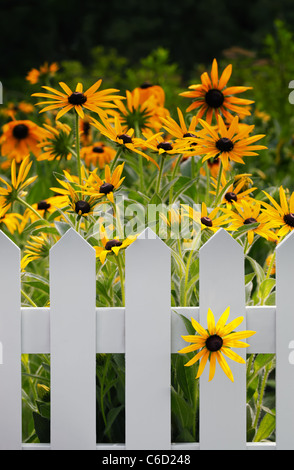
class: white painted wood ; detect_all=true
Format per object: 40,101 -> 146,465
125,227 -> 171,450
20,306 -> 276,355
0,231 -> 21,450
50,228 -> 96,450
276,230 -> 294,450
199,229 -> 246,450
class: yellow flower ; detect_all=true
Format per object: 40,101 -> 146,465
32,79 -> 125,120
21,233 -> 53,271
81,142 -> 116,169
0,119 -> 47,162
178,306 -> 256,382
94,224 -> 136,263
194,115 -> 267,171
84,163 -> 125,204
179,58 -> 254,124
225,199 -> 278,245
210,172 -> 257,207
183,202 -> 229,233
91,115 -> 159,168
0,202 -> 22,234
37,121 -> 73,161
261,186 -> 294,238
26,62 -> 59,84
0,156 -> 37,209
132,82 -> 165,107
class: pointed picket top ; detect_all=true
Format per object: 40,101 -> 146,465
50,226 -> 95,255
0,230 -> 21,450
200,227 -> 243,256
125,225 -> 171,450
276,229 -> 294,449
50,227 -> 96,450
199,227 -> 246,450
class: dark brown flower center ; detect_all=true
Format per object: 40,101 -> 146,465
99,182 -> 114,194
206,334 -> 223,352
216,137 -> 234,152
244,217 -> 257,225
157,142 -> 173,151
140,82 -> 153,89
205,88 -> 224,108
118,134 -> 133,144
284,213 -> 294,227
75,200 -> 91,214
12,124 -> 29,140
37,201 -> 51,211
105,239 -> 123,250
201,216 -> 213,227
183,132 -> 197,138
225,191 -> 238,203
68,92 -> 87,105
92,145 -> 104,153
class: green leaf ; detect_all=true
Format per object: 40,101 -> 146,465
104,406 -> 124,435
54,220 -> 71,236
36,400 -> 50,420
246,255 -> 265,286
258,278 -> 275,301
254,410 -> 275,442
32,412 -> 50,444
171,387 -> 195,430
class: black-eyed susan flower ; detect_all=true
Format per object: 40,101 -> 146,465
50,169 -> 103,218
261,186 -> 294,238
194,115 -> 267,171
143,132 -> 192,157
81,142 -> 116,169
132,82 -> 165,107
32,80 -> 124,120
225,199 -> 278,245
210,172 -> 257,207
84,163 -> 125,204
0,119 -> 47,162
179,58 -> 254,124
183,202 -> 229,233
91,115 -> 159,168
160,107 -> 198,141
178,306 -> 256,382
0,156 -> 37,209
37,121 -> 73,161
112,88 -> 167,133
94,224 -> 136,264
21,233 -> 54,271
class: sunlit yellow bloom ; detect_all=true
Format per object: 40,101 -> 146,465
179,58 -> 254,124
94,224 -> 136,264
84,163 -> 125,203
210,172 -> 257,207
32,79 -> 125,120
0,203 -> 22,234
81,142 -> 116,169
91,115 -> 159,168
0,119 -> 46,162
194,115 -> 267,171
178,306 -> 256,382
183,202 -> 229,233
225,199 -> 278,245
21,233 -> 54,271
0,156 -> 37,209
261,186 -> 294,239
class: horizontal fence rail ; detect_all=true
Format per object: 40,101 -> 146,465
0,227 -> 293,450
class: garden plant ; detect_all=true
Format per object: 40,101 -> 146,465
2,20 -> 294,445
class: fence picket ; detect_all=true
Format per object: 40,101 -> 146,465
125,227 -> 171,450
0,231 -> 21,450
199,229 -> 246,450
276,230 -> 294,450
50,228 -> 96,450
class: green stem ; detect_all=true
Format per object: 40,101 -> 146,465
110,148 -> 122,172
253,360 -> 273,439
21,289 -> 37,307
214,161 -> 223,206
16,197 -> 47,222
183,249 -> 195,306
75,113 -> 82,185
156,154 -> 165,194
100,354 -> 111,430
169,154 -> 182,204
116,253 -> 125,306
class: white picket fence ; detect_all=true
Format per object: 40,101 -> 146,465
0,226 -> 293,450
